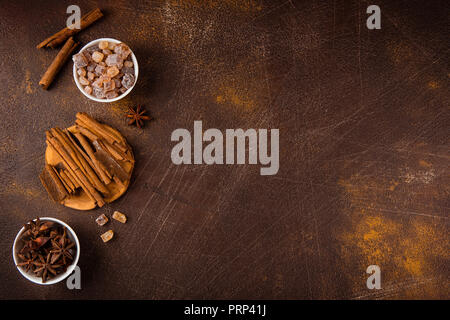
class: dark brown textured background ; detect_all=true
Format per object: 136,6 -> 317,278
0,0 -> 448,299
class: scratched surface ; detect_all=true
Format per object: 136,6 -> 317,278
0,0 -> 448,299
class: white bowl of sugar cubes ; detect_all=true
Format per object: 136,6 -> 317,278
72,38 -> 139,102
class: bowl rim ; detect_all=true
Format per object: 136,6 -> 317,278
73,37 -> 139,103
12,217 -> 80,285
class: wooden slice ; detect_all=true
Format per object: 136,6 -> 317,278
45,124 -> 134,210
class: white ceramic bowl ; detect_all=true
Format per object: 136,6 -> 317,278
73,38 -> 139,103
12,217 -> 80,285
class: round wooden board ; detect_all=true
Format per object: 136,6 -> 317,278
45,124 -> 134,210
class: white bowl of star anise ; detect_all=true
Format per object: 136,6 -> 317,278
12,217 -> 80,285
72,38 -> 139,102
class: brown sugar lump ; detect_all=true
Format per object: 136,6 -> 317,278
96,214 -> 109,226
106,66 -> 120,78
112,211 -> 127,223
98,40 -> 109,50
91,51 -> 104,63
72,52 -> 88,68
100,230 -> 114,242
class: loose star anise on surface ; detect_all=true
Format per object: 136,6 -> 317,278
126,105 -> 150,128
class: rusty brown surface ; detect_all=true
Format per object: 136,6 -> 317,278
0,0 -> 448,299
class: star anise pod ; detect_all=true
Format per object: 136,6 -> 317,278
50,228 -> 75,265
38,221 -> 57,234
126,105 -> 150,128
33,253 -> 62,283
20,236 -> 50,254
22,217 -> 41,238
16,252 -> 38,272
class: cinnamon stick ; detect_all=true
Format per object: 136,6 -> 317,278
51,128 -> 84,173
75,119 -> 129,162
37,8 -> 103,49
76,113 -> 127,152
40,174 -> 63,202
72,126 -> 113,180
59,169 -> 75,193
46,141 -> 86,197
49,136 -> 102,205
75,124 -> 129,163
39,164 -> 68,202
53,128 -> 109,195
65,129 -> 97,172
112,175 -> 125,189
103,141 -> 124,161
52,166 -> 73,194
46,131 -> 105,207
46,133 -> 95,203
75,125 -> 98,141
93,140 -> 128,182
76,119 -> 132,162
64,129 -> 111,191
64,169 -> 80,188
39,37 -> 78,90
39,174 -> 57,202
95,140 -> 127,173
104,139 -> 134,162
73,131 -> 112,184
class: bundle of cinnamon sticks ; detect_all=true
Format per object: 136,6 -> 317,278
38,8 -> 103,90
40,113 -> 134,208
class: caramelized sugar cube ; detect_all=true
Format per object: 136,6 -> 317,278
86,45 -> 99,53
98,40 -> 109,50
72,52 -> 88,68
99,75 -> 111,82
106,90 -> 118,99
121,66 -> 134,75
106,66 -> 120,78
112,211 -> 127,223
84,86 -> 93,95
119,87 -> 127,94
92,51 -> 104,63
93,87 -> 106,99
87,63 -> 96,72
92,78 -> 103,88
105,54 -> 123,67
107,42 -> 117,50
79,76 -> 90,86
100,230 -> 114,242
121,73 -> 135,89
114,78 -> 122,88
96,214 -> 109,226
103,80 -> 115,92
87,71 -> 95,81
83,51 -> 92,62
94,64 -> 106,76
77,67 -> 86,77
114,43 -> 131,59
